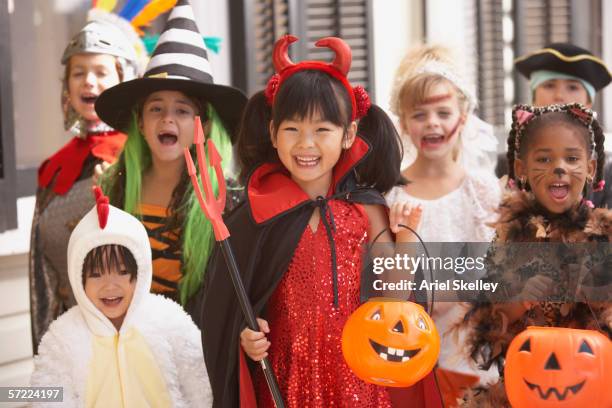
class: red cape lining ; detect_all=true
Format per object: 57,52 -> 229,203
247,135 -> 369,224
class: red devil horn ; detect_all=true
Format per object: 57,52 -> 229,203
315,37 -> 351,76
92,186 -> 109,229
273,35 -> 298,72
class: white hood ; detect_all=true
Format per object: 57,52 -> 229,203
67,203 -> 152,337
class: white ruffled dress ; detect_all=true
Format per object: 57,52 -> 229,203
385,170 -> 502,385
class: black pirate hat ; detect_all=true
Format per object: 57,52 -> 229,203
96,0 -> 246,140
514,42 -> 611,91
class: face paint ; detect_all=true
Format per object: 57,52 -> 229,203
403,83 -> 465,161
421,93 -> 453,106
519,125 -> 592,214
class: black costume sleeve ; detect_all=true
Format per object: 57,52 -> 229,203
200,202 -> 311,408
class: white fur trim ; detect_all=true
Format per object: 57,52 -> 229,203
30,296 -> 212,407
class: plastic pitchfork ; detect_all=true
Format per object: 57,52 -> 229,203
184,116 -> 285,408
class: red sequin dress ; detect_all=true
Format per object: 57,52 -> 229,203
254,200 -> 392,407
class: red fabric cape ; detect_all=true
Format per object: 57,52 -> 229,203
38,131 -> 126,195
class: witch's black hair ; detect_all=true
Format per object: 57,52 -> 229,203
507,104 -> 605,192
82,244 -> 138,285
236,70 -> 404,193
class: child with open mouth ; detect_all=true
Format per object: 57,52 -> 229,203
29,14 -> 147,354
462,103 -> 612,406
386,45 -> 502,405
200,34 -> 425,407
496,42 -> 612,210
95,0 -> 246,309
30,187 -> 211,406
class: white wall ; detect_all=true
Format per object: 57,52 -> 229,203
0,198 -> 35,408
371,0 -> 423,114
191,0 -> 231,86
425,0 -> 477,90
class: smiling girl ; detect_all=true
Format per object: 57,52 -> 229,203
463,103 -> 612,406
387,45 -> 500,243
385,46 -> 502,403
199,35 -> 426,407
96,0 -> 246,307
29,19 -> 141,354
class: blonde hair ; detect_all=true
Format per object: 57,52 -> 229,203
390,45 -> 472,122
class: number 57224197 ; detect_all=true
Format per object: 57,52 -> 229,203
1,387 -> 63,402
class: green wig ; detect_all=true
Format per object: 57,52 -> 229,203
103,105 -> 233,305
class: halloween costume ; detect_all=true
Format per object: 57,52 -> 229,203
95,0 -> 247,139
201,34 -> 443,408
514,43 -> 611,95
201,139 -> 391,407
385,170 -> 500,243
464,103 -> 611,406
29,128 -> 126,353
30,189 -> 211,407
386,51 -> 502,404
138,203 -> 182,294
385,173 -> 501,397
462,191 -> 612,407
95,0 -> 247,304
496,42 -> 612,209
28,0 -> 161,352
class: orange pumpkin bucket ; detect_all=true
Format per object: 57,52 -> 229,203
505,326 -> 612,408
341,299 -> 440,387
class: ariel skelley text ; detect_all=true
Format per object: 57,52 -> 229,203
372,279 -> 498,293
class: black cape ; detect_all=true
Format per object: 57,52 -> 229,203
199,146 -> 388,407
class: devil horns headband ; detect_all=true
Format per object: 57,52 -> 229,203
264,35 -> 371,121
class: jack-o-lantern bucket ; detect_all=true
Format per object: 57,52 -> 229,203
505,326 -> 612,408
341,299 -> 440,387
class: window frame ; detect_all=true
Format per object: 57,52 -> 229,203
229,0 -> 376,100
0,0 -> 17,233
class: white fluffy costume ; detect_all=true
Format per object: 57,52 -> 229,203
30,188 -> 212,407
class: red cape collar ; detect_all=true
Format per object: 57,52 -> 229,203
247,135 -> 370,224
38,131 -> 126,195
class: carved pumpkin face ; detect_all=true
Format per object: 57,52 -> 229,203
341,299 -> 440,387
505,327 -> 612,408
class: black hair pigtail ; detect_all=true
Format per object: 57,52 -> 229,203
591,119 -> 606,188
506,126 -> 518,182
355,104 -> 405,193
236,91 -> 276,184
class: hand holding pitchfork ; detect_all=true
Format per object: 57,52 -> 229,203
184,117 -> 285,408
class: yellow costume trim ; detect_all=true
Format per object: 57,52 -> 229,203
86,328 -> 171,408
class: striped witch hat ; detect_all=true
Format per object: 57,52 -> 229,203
95,0 -> 246,140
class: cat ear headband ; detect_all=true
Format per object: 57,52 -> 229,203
513,103 -> 596,153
